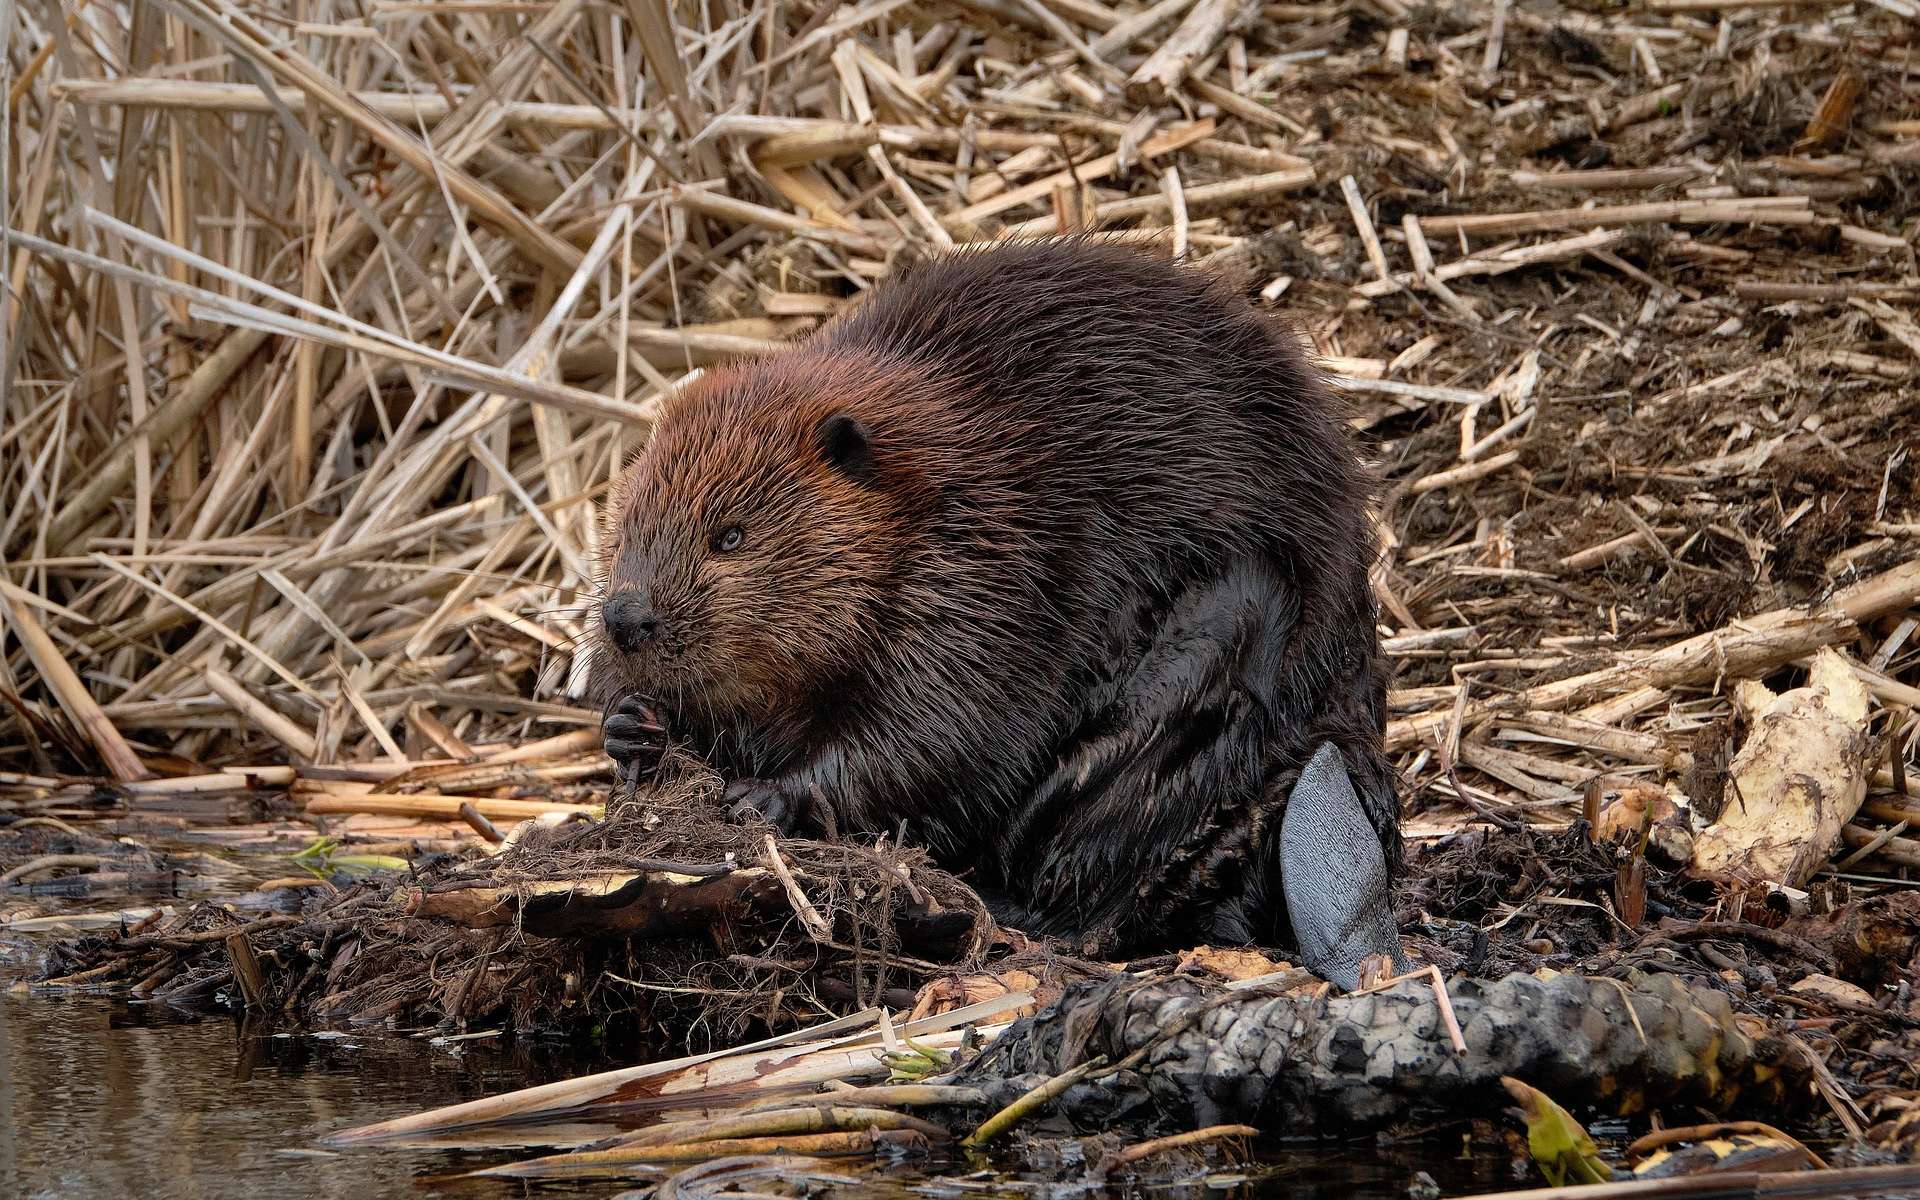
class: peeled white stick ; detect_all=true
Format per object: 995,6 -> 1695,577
1689,646 -> 1873,887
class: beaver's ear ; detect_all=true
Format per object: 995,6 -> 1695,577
815,413 -> 873,483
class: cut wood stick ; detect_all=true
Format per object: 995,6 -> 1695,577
1418,197 -> 1812,239
1094,0 -> 1198,54
1509,166 -> 1703,191
1457,742 -> 1581,800
1340,175 -> 1393,285
1163,167 -> 1189,257
626,323 -> 787,366
204,668 -> 320,761
1125,0 -> 1237,104
1401,214 -> 1477,321
1187,78 -> 1306,135
1408,451 -> 1523,495
323,998 -> 1021,1144
1482,0 -> 1510,78
303,794 -> 597,821
756,161 -> 863,232
751,124 -> 881,167
1000,163 -> 1311,237
674,185 -> 888,254
1332,376 -> 1492,407
1388,617 -> 1852,750
719,113 -> 1302,175
117,768 -> 298,793
1558,526 -> 1684,571
458,802 -> 505,844
1354,228 -> 1633,299
1840,824 -> 1920,870
765,835 -> 832,940
1579,686 -> 1671,727
1609,83 -> 1685,130
945,119 -> 1215,230
1496,711 -> 1690,770
1736,281 -> 1920,302
478,728 -> 603,764
0,585 -> 150,782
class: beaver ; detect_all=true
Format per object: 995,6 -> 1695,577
594,240 -> 1404,987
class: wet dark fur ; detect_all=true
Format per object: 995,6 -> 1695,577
595,240 -> 1396,955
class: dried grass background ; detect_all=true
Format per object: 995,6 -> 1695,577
1,0 -> 1917,866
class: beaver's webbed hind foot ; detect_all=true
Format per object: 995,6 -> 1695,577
990,556 -> 1402,982
1282,741 -> 1408,989
725,777 -> 809,834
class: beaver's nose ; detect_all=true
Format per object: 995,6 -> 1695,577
604,593 -> 660,651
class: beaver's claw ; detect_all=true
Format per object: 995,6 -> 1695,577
603,695 -> 669,783
725,777 -> 806,834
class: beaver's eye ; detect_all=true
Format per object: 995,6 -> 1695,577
711,525 -> 744,554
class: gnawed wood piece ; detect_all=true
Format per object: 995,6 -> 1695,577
1124,0 -> 1240,105
1690,647 -> 1874,887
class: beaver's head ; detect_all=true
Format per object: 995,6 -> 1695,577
595,351 -> 924,724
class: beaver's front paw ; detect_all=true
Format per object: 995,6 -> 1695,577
603,695 -> 669,783
725,777 -> 806,834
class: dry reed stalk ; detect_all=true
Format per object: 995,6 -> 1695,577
0,583 -> 148,781
1419,197 -> 1814,239
204,668 -> 320,760
325,996 -> 1024,1143
304,794 -> 596,820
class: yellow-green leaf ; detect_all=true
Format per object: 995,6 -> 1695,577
1501,1076 -> 1614,1187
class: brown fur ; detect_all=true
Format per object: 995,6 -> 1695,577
594,240 -> 1395,955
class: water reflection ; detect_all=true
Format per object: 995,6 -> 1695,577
0,995 -> 591,1198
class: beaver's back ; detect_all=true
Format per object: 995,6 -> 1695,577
815,241 -> 1373,629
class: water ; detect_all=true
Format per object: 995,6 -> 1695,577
0,990 -> 1531,1200
0,994 -> 602,1198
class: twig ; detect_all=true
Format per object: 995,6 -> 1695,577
1096,1124 -> 1258,1173
764,835 -> 832,941
0,854 -> 106,886
962,1057 -> 1106,1146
